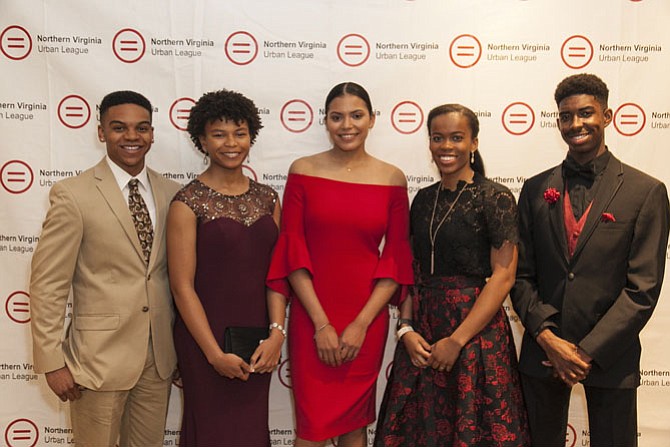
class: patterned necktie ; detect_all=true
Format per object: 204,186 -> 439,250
127,178 -> 153,264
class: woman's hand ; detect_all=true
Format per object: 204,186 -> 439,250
250,332 -> 284,374
314,324 -> 342,367
428,337 -> 462,372
401,331 -> 432,368
209,351 -> 252,380
339,320 -> 368,362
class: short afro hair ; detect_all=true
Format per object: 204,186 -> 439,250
554,73 -> 609,109
187,89 -> 263,154
99,90 -> 152,121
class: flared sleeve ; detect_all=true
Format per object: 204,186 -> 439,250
373,186 -> 414,306
266,174 -> 313,298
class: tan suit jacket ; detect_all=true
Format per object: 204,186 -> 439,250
30,158 -> 180,391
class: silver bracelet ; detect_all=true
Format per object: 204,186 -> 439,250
269,322 -> 286,338
396,325 -> 415,340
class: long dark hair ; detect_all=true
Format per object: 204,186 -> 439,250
427,104 -> 485,176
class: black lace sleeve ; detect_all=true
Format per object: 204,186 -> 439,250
483,186 -> 519,249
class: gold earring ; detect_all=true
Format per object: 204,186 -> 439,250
470,152 -> 475,164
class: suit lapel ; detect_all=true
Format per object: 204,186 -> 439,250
546,166 -> 570,264
571,155 -> 624,262
94,159 -> 146,263
147,169 -> 166,270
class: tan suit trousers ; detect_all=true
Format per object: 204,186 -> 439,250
70,340 -> 171,447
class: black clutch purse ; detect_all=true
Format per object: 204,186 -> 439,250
223,326 -> 269,364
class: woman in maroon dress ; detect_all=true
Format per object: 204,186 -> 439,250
374,104 -> 530,446
267,82 -> 414,447
168,89 -> 286,446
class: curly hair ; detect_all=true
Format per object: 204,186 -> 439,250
554,73 -> 609,109
99,90 -> 152,121
187,89 -> 263,154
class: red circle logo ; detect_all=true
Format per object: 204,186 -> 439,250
280,99 -> 314,133
57,95 -> 91,129
613,103 -> 646,137
449,34 -> 482,68
1,160 -> 34,194
565,423 -> 577,447
560,35 -> 593,69
4,418 -> 39,447
242,165 -> 258,181
501,102 -> 535,135
391,101 -> 424,135
112,28 -> 146,63
169,97 -> 196,131
5,291 -> 31,324
278,358 -> 292,388
224,31 -> 259,65
1,25 -> 33,61
336,33 -> 370,67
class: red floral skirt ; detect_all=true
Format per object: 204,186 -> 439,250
374,276 -> 530,447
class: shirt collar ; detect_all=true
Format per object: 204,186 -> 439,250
565,147 -> 611,177
105,155 -> 150,191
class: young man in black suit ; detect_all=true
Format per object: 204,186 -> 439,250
511,73 -> 670,447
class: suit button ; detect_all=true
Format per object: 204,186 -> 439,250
142,306 -> 149,312
568,272 -> 575,280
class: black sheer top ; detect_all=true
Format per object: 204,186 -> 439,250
410,173 -> 518,278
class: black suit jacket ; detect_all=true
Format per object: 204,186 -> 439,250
511,153 -> 670,388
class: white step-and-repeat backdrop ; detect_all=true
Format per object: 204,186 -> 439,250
2,1 -> 669,445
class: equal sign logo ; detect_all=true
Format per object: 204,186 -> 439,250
6,291 -> 30,324
0,25 -> 33,60
391,101 -> 424,135
4,418 -> 39,447
280,99 -> 313,133
278,358 -> 292,388
57,95 -> 91,129
1,160 -> 34,194
225,31 -> 258,65
449,34 -> 482,68
112,28 -> 146,63
169,97 -> 196,131
502,102 -> 535,136
336,33 -> 370,67
614,103 -> 646,136
560,35 -> 593,69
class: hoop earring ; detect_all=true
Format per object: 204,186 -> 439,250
470,151 -> 475,164
203,152 -> 210,165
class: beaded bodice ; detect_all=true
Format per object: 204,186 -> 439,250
172,178 -> 278,226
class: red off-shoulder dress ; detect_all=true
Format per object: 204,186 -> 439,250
267,174 -> 413,441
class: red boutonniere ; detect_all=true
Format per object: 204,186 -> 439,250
543,187 -> 560,205
601,212 -> 616,223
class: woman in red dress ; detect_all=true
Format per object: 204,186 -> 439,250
267,82 -> 414,447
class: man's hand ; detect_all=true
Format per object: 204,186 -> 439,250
536,329 -> 591,386
45,366 -> 81,402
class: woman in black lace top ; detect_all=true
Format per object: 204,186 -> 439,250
167,89 -> 286,446
375,104 -> 530,446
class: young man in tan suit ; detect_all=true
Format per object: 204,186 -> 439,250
30,91 -> 180,446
